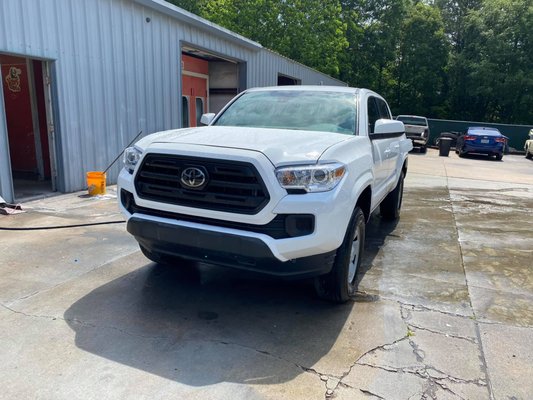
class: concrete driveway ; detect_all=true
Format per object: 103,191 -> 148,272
1,149 -> 532,400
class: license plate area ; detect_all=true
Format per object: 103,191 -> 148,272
480,139 -> 489,144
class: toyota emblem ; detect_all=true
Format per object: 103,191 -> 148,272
181,167 -> 207,189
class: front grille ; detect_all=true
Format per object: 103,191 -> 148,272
135,154 -> 270,214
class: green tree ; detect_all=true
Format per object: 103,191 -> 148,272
339,0 -> 411,93
166,0 -> 533,125
392,2 -> 449,117
199,0 -> 348,77
462,0 -> 533,123
435,0 -> 482,119
166,0 -> 206,14
435,0 -> 483,52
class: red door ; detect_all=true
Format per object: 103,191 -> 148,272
0,55 -> 50,178
1,55 -> 36,173
181,54 -> 208,127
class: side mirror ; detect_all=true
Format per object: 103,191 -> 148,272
373,119 -> 405,135
200,113 -> 216,126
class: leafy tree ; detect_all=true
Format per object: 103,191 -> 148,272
434,0 -> 483,119
166,0 -> 206,15
462,0 -> 533,123
392,2 -> 449,117
339,0 -> 411,93
199,0 -> 348,77
165,0 -> 533,124
435,0 -> 483,52
199,0 -> 283,50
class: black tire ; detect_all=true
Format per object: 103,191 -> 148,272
139,244 -> 193,267
420,146 -> 427,154
314,207 -> 366,303
526,148 -> 532,159
458,150 -> 466,158
495,153 -> 503,161
380,172 -> 404,221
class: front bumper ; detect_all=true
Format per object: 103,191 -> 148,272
117,145 -> 358,277
127,216 -> 336,278
406,133 -> 428,146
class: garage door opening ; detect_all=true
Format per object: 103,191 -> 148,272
1,55 -> 56,201
181,47 -> 246,128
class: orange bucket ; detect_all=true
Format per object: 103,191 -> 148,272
86,171 -> 106,196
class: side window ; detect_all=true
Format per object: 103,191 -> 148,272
195,97 -> 204,126
367,97 -> 380,134
182,96 -> 189,128
376,98 -> 391,120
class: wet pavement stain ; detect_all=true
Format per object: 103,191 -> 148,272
198,311 -> 219,321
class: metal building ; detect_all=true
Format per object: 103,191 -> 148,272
0,0 -> 345,203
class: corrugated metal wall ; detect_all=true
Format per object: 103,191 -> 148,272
251,49 -> 340,87
0,0 -> 344,198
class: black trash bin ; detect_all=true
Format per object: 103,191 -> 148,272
439,137 -> 453,157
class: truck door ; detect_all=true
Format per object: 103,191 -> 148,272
375,96 -> 400,178
367,96 -> 390,200
367,95 -> 399,203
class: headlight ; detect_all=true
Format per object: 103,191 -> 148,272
123,147 -> 142,174
275,163 -> 346,193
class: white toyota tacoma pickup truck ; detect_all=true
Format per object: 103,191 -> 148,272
118,86 -> 412,302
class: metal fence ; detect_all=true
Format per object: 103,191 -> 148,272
427,119 -> 533,151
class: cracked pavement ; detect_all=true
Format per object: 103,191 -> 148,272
0,149 -> 532,399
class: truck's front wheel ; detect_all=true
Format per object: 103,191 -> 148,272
314,206 -> 366,303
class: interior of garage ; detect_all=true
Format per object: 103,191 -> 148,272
0,54 -> 55,201
181,47 -> 245,127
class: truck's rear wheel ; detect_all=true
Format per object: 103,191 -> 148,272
314,207 -> 365,303
380,172 -> 404,221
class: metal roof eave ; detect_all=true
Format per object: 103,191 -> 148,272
133,0 -> 263,51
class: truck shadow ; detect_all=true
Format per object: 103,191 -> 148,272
356,213 -> 399,291
63,214 -> 395,387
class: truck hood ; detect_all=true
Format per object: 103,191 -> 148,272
136,126 -> 352,165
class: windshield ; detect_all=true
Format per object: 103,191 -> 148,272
213,90 -> 357,135
396,116 -> 427,126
